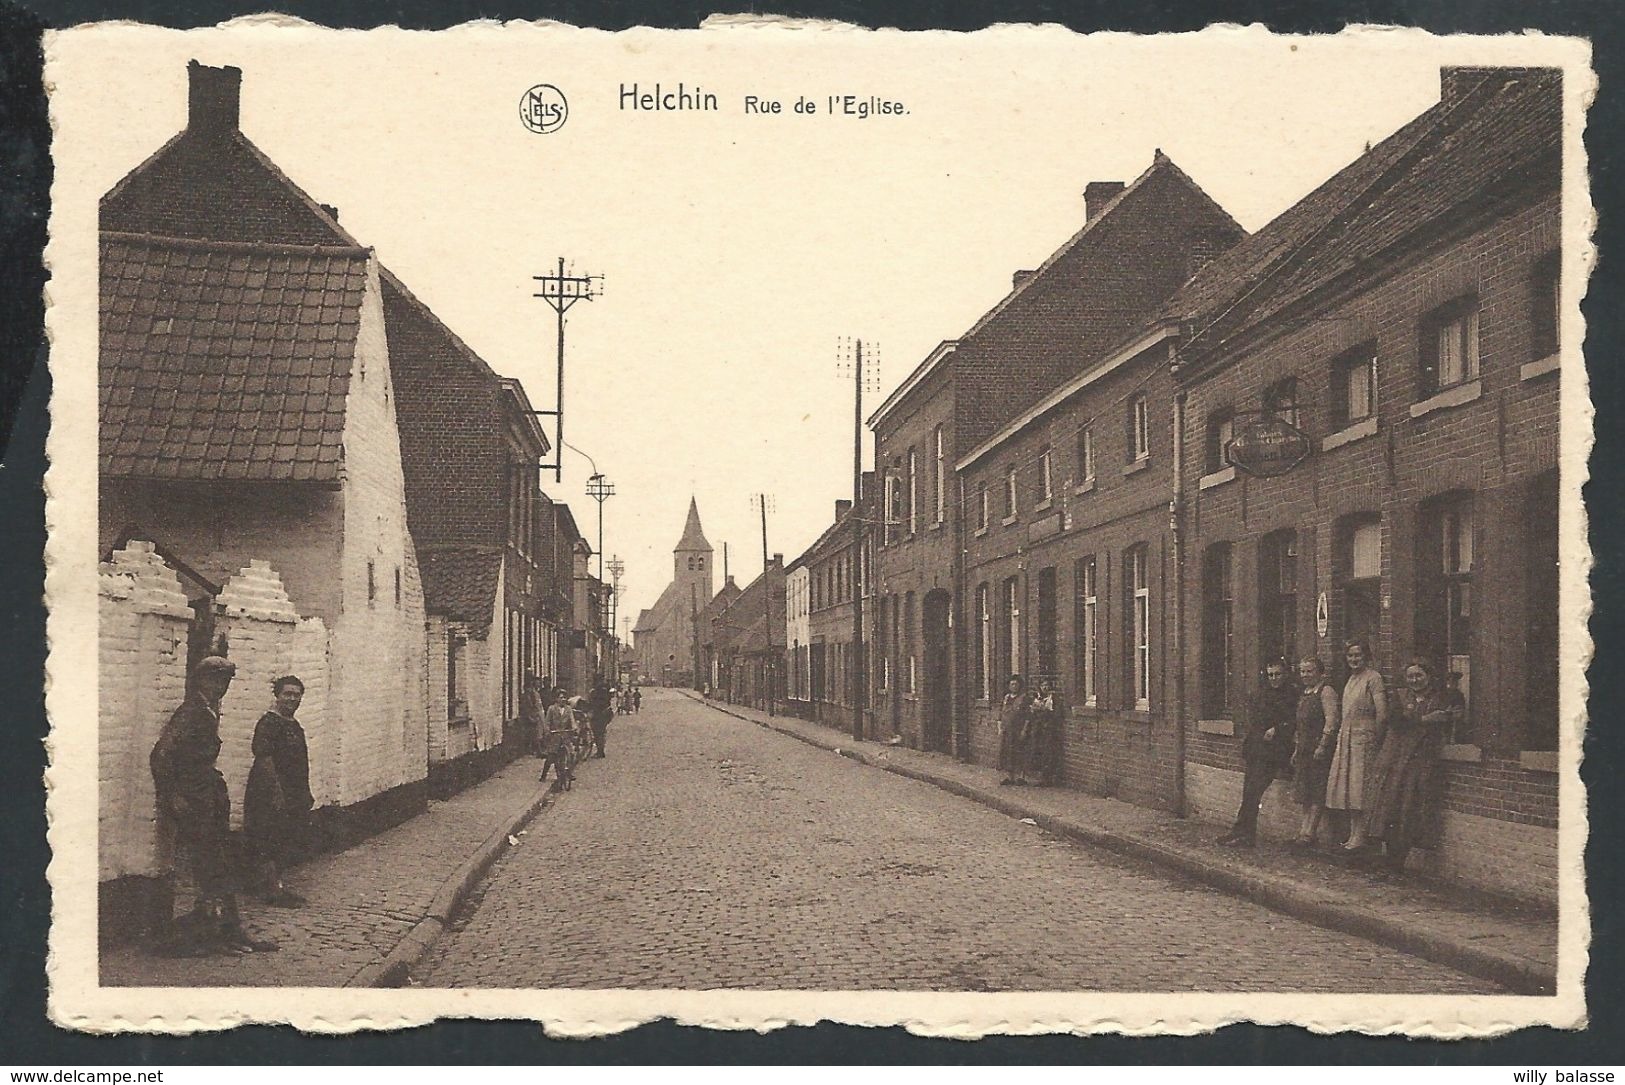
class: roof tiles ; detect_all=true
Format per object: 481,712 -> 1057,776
100,233 -> 369,482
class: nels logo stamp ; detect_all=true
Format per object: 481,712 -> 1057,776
520,84 -> 568,134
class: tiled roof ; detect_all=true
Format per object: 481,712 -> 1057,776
418,547 -> 503,631
100,232 -> 369,482
1168,69 -> 1560,360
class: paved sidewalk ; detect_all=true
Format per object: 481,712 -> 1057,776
101,755 -> 551,988
688,692 -> 1559,995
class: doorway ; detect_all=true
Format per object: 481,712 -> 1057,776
923,589 -> 952,752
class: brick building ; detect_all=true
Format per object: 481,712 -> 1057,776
708,558 -> 786,711
1170,67 -> 1561,902
698,574 -> 744,693
783,481 -> 876,733
872,154 -> 1245,760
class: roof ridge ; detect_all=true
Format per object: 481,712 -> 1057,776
101,230 -> 372,259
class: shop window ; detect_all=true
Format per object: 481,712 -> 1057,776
975,582 -> 991,700
1001,575 -> 1021,681
1126,544 -> 1151,709
1077,425 -> 1096,486
1200,542 -> 1234,717
1038,447 -> 1054,505
1525,471 -> 1559,751
1036,567 -> 1058,681
1532,254 -> 1560,359
1128,395 -> 1150,462
1420,296 -> 1481,394
1417,493 -> 1476,743
1204,408 -> 1235,474
1074,556 -> 1099,706
1331,345 -> 1377,428
1264,377 -> 1300,430
1259,529 -> 1298,668
1338,515 -> 1383,661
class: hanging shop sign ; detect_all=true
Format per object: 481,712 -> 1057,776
1225,412 -> 1312,478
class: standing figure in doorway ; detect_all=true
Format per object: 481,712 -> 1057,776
1027,678 -> 1065,787
149,655 -> 277,956
1218,660 -> 1299,847
1326,639 -> 1389,852
997,675 -> 1033,786
243,675 -> 314,907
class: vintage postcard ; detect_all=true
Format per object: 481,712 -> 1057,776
43,19 -> 1593,1036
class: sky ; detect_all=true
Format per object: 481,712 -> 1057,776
53,21 -> 1521,626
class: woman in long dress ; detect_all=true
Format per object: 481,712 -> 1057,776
1027,678 -> 1065,786
1325,640 -> 1388,851
242,675 -> 313,907
1363,659 -> 1455,872
1291,657 -> 1341,847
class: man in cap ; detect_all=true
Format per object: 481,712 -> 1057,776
149,655 -> 277,956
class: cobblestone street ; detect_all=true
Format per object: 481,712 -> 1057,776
420,690 -> 1501,992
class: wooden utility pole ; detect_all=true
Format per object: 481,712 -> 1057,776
758,493 -> 776,717
850,339 -> 866,741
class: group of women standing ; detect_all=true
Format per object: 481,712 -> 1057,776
1291,640 -> 1462,873
997,676 -> 1064,787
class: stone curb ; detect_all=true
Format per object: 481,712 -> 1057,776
347,782 -> 556,988
687,692 -> 1554,996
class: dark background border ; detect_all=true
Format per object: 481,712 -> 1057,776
2,0 -> 1619,1064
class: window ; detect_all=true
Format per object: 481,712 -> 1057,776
1078,426 -> 1096,486
908,448 -> 918,535
1036,567 -> 1058,680
1525,471 -> 1558,751
976,484 -> 990,532
884,473 -> 901,545
934,425 -> 946,524
1003,465 -> 1018,520
1074,556 -> 1099,706
903,591 -> 916,694
1331,344 -> 1377,428
975,583 -> 992,700
1417,494 -> 1475,743
1532,254 -> 1560,359
1421,297 -> 1481,393
1200,543 -> 1234,717
1001,576 -> 1022,680
1128,395 -> 1150,461
1259,529 -> 1298,668
448,633 -> 465,719
1038,447 -> 1054,505
1126,546 -> 1150,708
1264,377 -> 1299,430
1339,516 -> 1382,655
1204,409 -> 1235,474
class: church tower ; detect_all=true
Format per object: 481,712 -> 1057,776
674,496 -> 714,604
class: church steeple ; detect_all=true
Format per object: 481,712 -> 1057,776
675,496 -> 711,553
673,497 -> 714,601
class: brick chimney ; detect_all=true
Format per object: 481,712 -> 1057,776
187,60 -> 242,138
1084,180 -> 1126,222
836,499 -> 853,519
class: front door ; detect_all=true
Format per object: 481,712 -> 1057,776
922,590 -> 952,752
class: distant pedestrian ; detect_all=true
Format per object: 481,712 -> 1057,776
1289,657 -> 1341,848
1327,640 -> 1388,852
997,675 -> 1033,786
633,688 -> 642,713
539,687 -> 576,791
1218,660 -> 1298,848
1362,659 -> 1455,873
243,675 -> 314,907
589,677 -> 614,757
149,656 -> 277,956
1027,677 -> 1064,786
522,677 -> 548,758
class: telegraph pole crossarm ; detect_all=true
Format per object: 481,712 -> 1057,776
533,258 -> 603,482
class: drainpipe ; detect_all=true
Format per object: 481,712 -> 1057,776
1170,342 -> 1189,818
